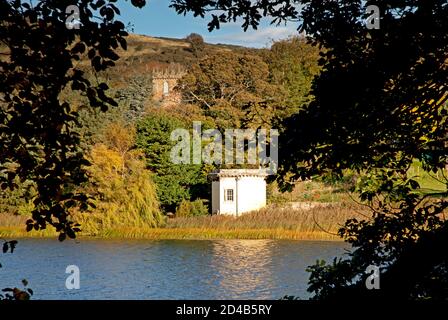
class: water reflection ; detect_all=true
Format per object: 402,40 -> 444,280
210,240 -> 276,299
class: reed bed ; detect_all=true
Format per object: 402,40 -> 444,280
166,203 -> 362,236
0,202 -> 366,240
0,213 -> 58,237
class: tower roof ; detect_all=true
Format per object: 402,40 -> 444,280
152,67 -> 185,80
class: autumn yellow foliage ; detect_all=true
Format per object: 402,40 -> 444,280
74,123 -> 164,234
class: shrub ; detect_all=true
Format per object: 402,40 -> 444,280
0,178 -> 36,216
176,199 -> 209,217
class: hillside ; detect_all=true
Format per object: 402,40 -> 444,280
0,32 -> 257,87
100,33 -> 258,88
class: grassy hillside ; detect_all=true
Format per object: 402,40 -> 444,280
93,33 -> 256,88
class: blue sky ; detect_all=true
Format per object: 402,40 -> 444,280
117,0 -> 300,48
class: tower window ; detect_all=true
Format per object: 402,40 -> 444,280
163,80 -> 169,95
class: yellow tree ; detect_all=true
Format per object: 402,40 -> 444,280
77,123 -> 164,234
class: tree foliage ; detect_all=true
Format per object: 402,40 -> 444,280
136,114 -> 209,212
179,50 -> 283,129
185,33 -> 205,59
291,0 -> 448,299
76,122 -> 164,232
176,198 -> 209,217
77,143 -> 164,231
263,36 -> 320,118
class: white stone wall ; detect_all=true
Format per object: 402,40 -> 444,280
211,175 -> 266,216
235,176 -> 266,214
219,177 -> 237,215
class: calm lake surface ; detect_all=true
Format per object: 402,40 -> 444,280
1,239 -> 348,300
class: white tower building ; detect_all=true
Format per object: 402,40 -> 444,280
209,169 -> 267,216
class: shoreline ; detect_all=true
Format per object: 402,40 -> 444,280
0,226 -> 343,241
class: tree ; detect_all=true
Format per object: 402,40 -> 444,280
77,142 -> 164,232
172,0 -> 448,299
135,114 -> 209,212
185,33 -> 205,58
178,50 -> 283,129
263,36 -> 320,118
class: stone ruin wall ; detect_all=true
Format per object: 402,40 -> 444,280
151,67 -> 185,107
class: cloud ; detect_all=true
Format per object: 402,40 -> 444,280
204,25 -> 299,48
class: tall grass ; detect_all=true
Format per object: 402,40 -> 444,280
0,213 -> 57,237
1,203 -> 364,240
167,203 -> 362,235
407,160 -> 447,193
